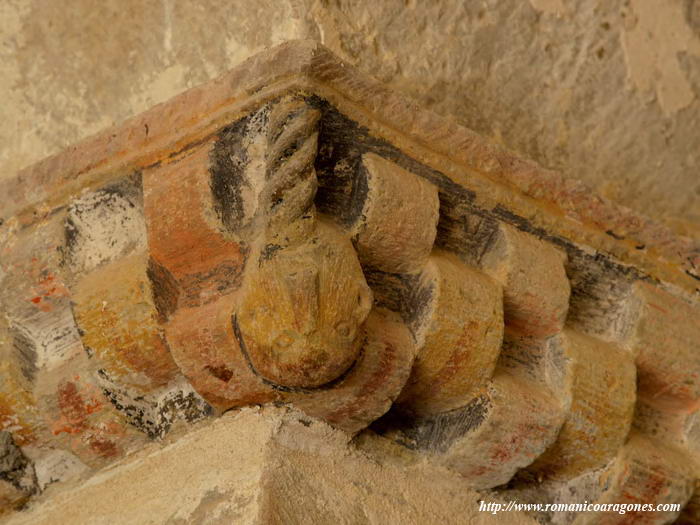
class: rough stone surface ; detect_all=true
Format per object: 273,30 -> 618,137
480,224 -> 570,339
527,330 -> 637,481
628,281 -> 700,410
3,407 -> 538,525
350,153 -> 440,274
0,432 -> 36,513
2,0 -> 699,236
503,433 -> 696,524
429,372 -> 565,490
1,39 -> 699,523
395,251 -> 503,417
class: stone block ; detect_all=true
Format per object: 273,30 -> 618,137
143,142 -> 247,313
395,251 -> 503,417
527,330 -> 636,480
630,282 -> 700,410
349,153 -> 439,274
431,372 -> 565,489
578,434 -> 694,525
480,223 -> 570,338
2,407 -> 538,524
0,215 -> 147,470
1,40 -> 699,520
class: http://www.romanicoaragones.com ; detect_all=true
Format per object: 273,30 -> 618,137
478,500 -> 682,516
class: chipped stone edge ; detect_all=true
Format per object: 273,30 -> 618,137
1,39 -> 697,297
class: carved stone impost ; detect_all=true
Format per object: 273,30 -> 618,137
1,41 -> 698,522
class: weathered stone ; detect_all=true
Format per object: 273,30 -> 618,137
236,220 -> 372,389
480,223 -> 569,338
0,309 -> 96,489
0,215 -> 149,471
349,153 -> 439,274
37,355 -> 148,468
503,437 -> 696,525
0,40 -> 699,520
0,216 -> 85,390
72,251 -> 179,392
65,178 -> 214,439
2,407 -> 538,525
0,432 -> 36,508
4,2 -> 700,237
65,176 -> 182,393
395,251 -> 503,417
4,41 -> 697,293
575,434 -> 695,525
629,282 -> 700,410
207,96 -> 322,260
0,315 -> 41,448
0,480 -> 28,516
63,176 -> 146,278
431,373 -> 563,489
143,142 -> 248,313
527,330 -> 636,480
291,307 -> 416,433
564,249 -> 641,344
677,482 -> 700,525
633,398 -> 700,459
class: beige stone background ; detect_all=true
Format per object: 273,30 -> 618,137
1,0 -> 699,237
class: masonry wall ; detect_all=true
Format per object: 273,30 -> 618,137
2,0 -> 699,236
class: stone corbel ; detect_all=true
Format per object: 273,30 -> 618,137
1,41 -> 699,522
